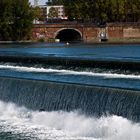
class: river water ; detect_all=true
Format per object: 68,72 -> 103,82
0,43 -> 140,140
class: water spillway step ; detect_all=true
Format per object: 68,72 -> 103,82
0,55 -> 140,71
0,76 -> 140,121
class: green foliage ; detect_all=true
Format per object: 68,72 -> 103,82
0,0 -> 13,40
50,0 -> 140,22
47,38 -> 56,43
32,6 -> 43,21
0,0 -> 34,41
38,38 -> 45,42
46,0 -> 64,5
48,7 -> 58,18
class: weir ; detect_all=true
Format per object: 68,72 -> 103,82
0,55 -> 140,71
0,76 -> 140,121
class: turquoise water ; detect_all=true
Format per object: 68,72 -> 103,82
0,43 -> 140,62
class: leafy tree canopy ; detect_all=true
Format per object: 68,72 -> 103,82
0,0 -> 35,41
47,0 -> 140,22
48,7 -> 58,18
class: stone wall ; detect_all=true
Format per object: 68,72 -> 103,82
123,28 -> 140,38
108,26 -> 123,38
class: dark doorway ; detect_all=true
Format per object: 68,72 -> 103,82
56,29 -> 82,42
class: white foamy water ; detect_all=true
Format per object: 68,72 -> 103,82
0,64 -> 140,80
0,101 -> 140,140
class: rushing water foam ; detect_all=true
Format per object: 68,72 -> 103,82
0,64 -> 140,80
0,101 -> 140,140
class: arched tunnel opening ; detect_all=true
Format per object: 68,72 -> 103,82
55,29 -> 82,42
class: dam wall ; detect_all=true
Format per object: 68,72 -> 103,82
0,76 -> 140,121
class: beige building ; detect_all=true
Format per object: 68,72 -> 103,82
38,5 -> 66,19
47,5 -> 66,19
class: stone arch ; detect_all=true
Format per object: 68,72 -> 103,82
55,28 -> 82,42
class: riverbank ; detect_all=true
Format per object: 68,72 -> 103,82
26,38 -> 140,45
91,38 -> 140,44
0,40 -> 33,44
0,39 -> 140,45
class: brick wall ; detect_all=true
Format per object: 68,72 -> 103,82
32,23 -> 140,42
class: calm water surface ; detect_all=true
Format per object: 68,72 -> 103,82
0,43 -> 140,62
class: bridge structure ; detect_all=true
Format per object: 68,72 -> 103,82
32,23 -> 106,42
32,22 -> 140,43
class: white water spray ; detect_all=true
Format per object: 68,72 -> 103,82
0,64 -> 140,80
0,101 -> 140,140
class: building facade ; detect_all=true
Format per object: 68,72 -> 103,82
46,5 -> 66,19
38,5 -> 66,19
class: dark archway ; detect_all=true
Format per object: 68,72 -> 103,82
55,29 -> 82,42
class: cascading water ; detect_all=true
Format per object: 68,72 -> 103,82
0,75 -> 139,120
0,101 -> 140,140
0,43 -> 140,139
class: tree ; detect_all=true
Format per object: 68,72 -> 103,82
11,0 -> 34,40
46,0 -> 52,6
46,0 -> 64,5
0,0 -> 13,40
0,0 -> 34,41
32,6 -> 45,21
51,0 -> 140,22
48,7 -> 58,18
